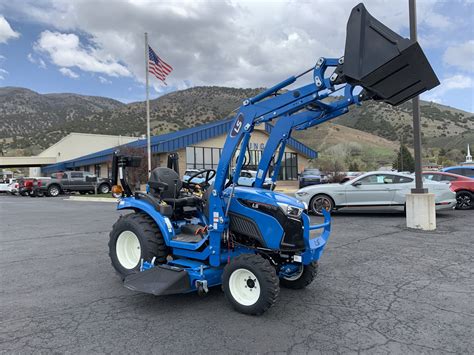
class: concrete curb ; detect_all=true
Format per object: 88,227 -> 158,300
66,196 -> 117,203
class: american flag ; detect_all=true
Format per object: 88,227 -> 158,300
148,45 -> 173,84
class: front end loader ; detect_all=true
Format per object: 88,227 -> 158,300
108,3 -> 439,315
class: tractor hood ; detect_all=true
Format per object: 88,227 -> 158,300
228,186 -> 305,209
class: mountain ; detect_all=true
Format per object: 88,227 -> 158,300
0,86 -> 472,162
0,87 -> 125,154
335,99 -> 473,147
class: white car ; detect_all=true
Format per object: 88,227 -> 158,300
238,170 -> 273,188
295,171 -> 456,215
0,178 -> 16,193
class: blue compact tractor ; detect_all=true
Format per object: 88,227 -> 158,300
108,4 -> 439,315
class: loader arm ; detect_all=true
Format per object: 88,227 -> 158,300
205,3 -> 439,267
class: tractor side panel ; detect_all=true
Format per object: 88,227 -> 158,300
228,198 -> 284,250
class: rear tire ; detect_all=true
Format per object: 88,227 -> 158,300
99,183 -> 111,194
109,212 -> 168,279
222,254 -> 279,315
456,191 -> 473,210
280,262 -> 318,289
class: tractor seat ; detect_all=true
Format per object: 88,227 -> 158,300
162,196 -> 201,208
148,167 -> 201,208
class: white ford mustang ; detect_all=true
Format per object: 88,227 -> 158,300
295,171 -> 456,215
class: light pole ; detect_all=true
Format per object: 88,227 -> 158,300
409,0 -> 427,193
406,0 -> 436,230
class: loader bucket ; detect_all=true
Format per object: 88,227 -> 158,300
342,3 -> 439,106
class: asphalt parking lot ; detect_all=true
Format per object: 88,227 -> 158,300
0,195 -> 472,354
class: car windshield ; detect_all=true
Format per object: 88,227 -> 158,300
302,170 -> 320,176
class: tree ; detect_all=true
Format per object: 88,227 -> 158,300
348,161 -> 360,171
393,144 -> 414,172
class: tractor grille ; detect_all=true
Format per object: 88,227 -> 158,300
229,212 -> 263,241
280,217 -> 305,251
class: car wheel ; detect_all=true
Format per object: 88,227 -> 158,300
310,194 -> 334,216
47,185 -> 61,197
99,184 -> 110,194
456,191 -> 473,210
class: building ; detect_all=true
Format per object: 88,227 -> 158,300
41,119 -> 317,182
29,133 -> 138,176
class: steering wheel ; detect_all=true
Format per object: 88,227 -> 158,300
185,169 -> 216,191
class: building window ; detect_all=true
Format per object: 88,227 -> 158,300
278,153 -> 298,180
186,147 -> 222,170
95,164 -> 101,177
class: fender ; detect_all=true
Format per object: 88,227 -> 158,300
117,197 -> 175,245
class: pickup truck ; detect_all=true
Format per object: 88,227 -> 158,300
39,171 -> 111,197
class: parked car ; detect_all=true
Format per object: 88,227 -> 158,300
237,170 -> 273,189
18,178 -> 35,196
422,171 -> 474,210
7,180 -> 19,195
298,169 -> 326,188
295,171 -> 456,215
442,166 -> 474,179
39,171 -> 111,197
0,178 -> 16,193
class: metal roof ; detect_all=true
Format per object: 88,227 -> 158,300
42,118 -> 317,174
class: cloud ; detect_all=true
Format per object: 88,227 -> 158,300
2,0 -> 430,88
0,15 -> 19,43
98,75 -> 111,84
27,53 -> 47,68
0,0 -> 459,91
35,30 -> 131,77
59,67 -> 79,79
443,41 -> 474,72
0,67 -> 7,80
422,74 -> 474,103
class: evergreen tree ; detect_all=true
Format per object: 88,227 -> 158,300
393,145 -> 415,172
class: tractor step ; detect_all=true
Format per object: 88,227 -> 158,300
172,233 -> 202,243
172,223 -> 206,243
124,264 -> 190,296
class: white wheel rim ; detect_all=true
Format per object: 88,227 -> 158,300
229,268 -> 260,306
50,187 -> 58,196
116,231 -> 141,269
283,266 -> 304,281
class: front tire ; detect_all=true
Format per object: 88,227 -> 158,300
47,185 -> 61,197
280,262 -> 318,289
456,191 -> 473,210
109,213 -> 168,279
222,254 -> 279,315
310,194 -> 334,215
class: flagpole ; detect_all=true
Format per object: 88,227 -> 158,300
144,32 -> 152,177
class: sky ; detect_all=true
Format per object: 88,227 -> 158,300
0,0 -> 473,112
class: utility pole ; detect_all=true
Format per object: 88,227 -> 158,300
409,0 -> 427,193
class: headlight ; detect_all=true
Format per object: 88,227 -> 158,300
295,191 -> 308,196
277,202 -> 303,218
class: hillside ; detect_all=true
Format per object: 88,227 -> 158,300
335,100 -> 473,146
0,86 -> 472,162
